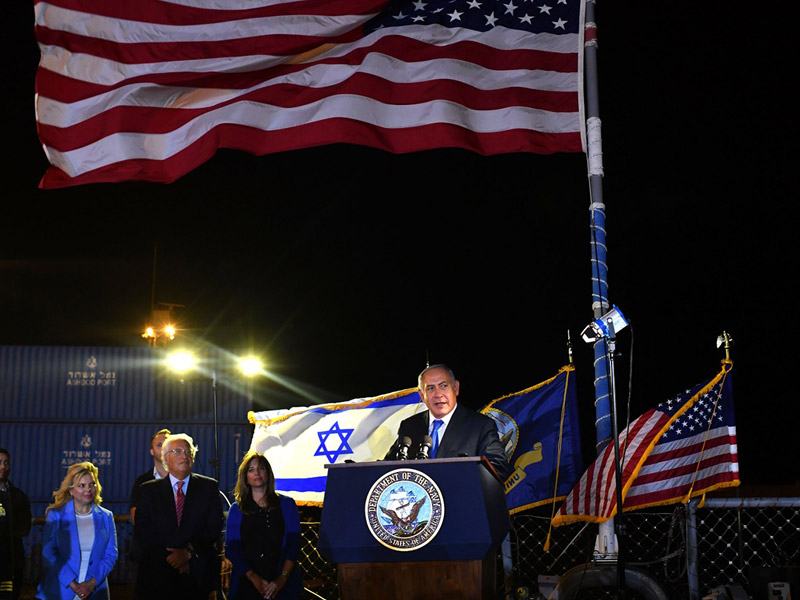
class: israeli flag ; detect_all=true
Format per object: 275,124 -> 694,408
249,389 -> 423,505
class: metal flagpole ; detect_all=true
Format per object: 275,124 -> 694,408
584,0 -> 627,595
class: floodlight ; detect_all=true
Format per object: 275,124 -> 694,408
167,351 -> 196,372
581,305 -> 629,343
239,356 -> 263,376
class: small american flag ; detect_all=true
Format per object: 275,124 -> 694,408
552,361 -> 738,526
34,0 -> 585,188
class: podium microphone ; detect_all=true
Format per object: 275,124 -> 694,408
416,435 -> 433,460
397,436 -> 412,460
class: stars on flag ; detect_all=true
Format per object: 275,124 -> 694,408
368,0 -> 577,33
658,383 -> 725,443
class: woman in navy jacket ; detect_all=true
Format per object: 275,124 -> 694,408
225,452 -> 301,600
37,462 -> 118,600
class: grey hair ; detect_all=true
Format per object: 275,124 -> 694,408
161,433 -> 199,469
417,364 -> 457,388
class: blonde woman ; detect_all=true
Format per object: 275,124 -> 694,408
36,462 -> 118,600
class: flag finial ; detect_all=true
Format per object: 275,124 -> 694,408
567,330 -> 574,365
716,331 -> 734,361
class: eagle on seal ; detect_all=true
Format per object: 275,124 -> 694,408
380,496 -> 427,532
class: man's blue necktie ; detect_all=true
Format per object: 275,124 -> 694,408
430,419 -> 443,458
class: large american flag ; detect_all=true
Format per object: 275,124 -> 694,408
552,361 -> 738,526
34,0 -> 585,188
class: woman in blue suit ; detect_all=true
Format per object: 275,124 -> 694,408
37,462 -> 118,600
225,452 -> 301,600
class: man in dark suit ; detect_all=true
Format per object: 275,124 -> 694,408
129,428 -> 170,526
385,364 -> 511,481
133,433 -> 224,599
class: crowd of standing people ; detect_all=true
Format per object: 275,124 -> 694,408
0,434 -> 301,600
2,363 -> 507,600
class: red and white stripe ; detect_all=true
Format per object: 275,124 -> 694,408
34,0 -> 584,187
553,408 -> 671,525
624,426 -> 738,510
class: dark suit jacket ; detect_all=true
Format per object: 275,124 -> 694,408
129,469 -> 156,512
133,473 -> 224,598
385,404 -> 512,481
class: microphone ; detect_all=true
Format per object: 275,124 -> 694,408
396,436 -> 412,460
416,435 -> 433,460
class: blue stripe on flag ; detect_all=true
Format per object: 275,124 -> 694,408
299,394 -> 420,416
276,476 -> 327,493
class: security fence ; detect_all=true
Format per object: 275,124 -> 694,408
21,497 -> 800,600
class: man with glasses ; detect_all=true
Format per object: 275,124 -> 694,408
133,433 -> 224,599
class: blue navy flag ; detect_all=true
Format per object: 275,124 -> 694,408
481,365 -> 583,514
35,0 -> 584,187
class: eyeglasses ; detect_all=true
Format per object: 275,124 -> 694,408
165,448 -> 191,456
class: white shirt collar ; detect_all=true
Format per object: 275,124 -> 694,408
169,473 -> 190,490
429,403 -> 457,433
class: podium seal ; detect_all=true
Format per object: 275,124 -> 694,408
364,467 -> 444,551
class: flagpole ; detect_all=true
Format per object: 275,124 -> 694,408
584,0 -> 628,595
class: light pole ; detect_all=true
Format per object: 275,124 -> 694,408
142,303 -> 184,346
581,306 -> 630,598
166,350 -> 263,482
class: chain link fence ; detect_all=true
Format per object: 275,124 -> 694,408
20,498 -> 799,599
694,498 -> 800,599
291,498 -> 799,600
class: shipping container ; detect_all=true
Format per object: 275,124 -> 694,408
1,345 -> 255,516
1,345 -> 255,423
0,422 -> 250,515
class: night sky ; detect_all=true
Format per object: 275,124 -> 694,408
4,3 -> 794,486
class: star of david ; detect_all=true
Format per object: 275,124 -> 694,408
314,421 -> 355,463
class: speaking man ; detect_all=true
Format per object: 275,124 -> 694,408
133,433 -> 224,599
385,364 -> 511,481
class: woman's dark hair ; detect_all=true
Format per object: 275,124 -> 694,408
234,451 -> 279,514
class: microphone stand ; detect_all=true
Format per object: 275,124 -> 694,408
605,321 -> 627,598
415,436 -> 432,460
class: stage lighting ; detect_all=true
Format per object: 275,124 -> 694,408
581,305 -> 629,343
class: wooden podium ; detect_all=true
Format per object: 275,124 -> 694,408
318,457 -> 509,600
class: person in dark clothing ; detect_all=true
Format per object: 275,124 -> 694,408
384,364 -> 511,481
225,452 -> 301,600
129,429 -> 171,526
0,448 -> 32,600
133,433 -> 224,600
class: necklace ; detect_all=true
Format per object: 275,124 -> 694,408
74,505 -> 92,515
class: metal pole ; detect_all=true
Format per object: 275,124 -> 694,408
211,369 -> 220,483
584,2 -> 627,595
585,0 -> 610,457
686,499 -> 700,600
606,335 -> 627,596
